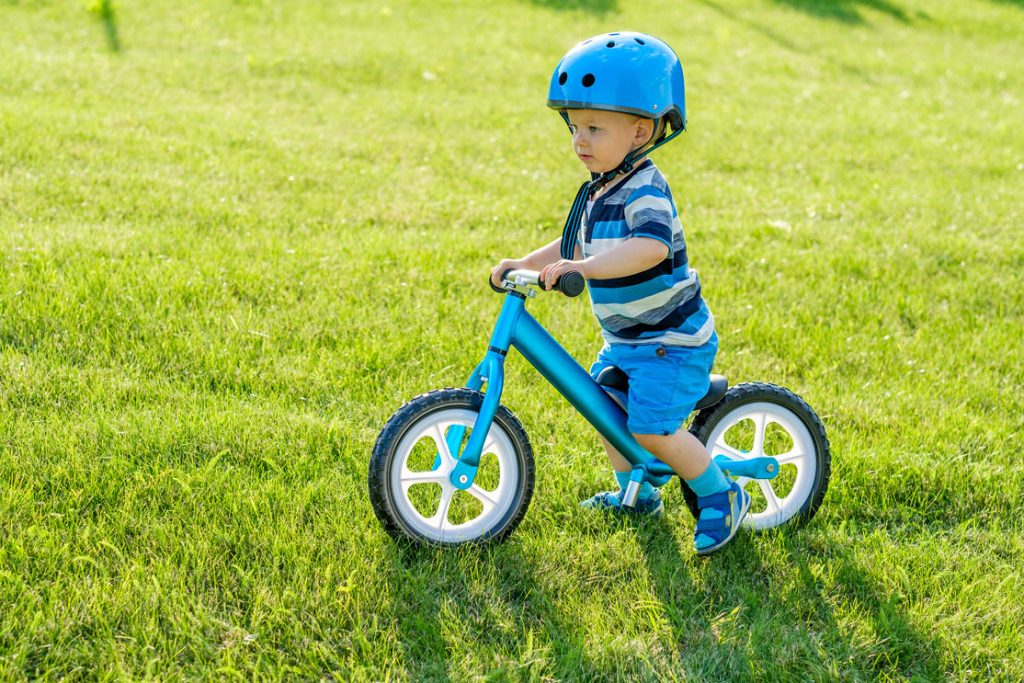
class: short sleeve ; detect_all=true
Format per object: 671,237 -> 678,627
623,186 -> 674,250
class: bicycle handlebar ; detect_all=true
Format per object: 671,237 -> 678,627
489,268 -> 585,298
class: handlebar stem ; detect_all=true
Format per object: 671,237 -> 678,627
497,268 -> 585,298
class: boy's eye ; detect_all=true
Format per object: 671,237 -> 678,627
589,126 -> 600,133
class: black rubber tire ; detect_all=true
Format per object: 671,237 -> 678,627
369,388 -> 535,546
680,382 -> 831,529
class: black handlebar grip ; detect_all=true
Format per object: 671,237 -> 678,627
489,268 -> 516,294
556,270 -> 585,298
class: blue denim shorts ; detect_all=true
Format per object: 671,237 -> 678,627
589,332 -> 719,436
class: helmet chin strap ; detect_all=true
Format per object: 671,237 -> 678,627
559,125 -> 683,259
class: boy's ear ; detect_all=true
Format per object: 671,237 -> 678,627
634,118 -> 655,147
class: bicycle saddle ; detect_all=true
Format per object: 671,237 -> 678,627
595,366 -> 728,411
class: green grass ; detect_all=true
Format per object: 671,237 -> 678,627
1,0 -> 1023,679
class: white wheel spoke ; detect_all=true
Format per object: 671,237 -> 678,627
400,469 -> 448,486
751,412 -> 768,458
428,486 -> 456,531
713,440 -> 749,460
468,485 -> 499,512
759,480 -> 782,514
702,400 -> 823,532
776,449 -> 805,465
432,424 -> 455,466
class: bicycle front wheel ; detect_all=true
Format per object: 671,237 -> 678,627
369,388 -> 535,546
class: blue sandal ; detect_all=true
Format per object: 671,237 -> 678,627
694,481 -> 750,555
581,489 -> 664,517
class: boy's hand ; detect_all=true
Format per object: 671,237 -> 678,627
539,259 -> 586,290
491,259 -> 526,289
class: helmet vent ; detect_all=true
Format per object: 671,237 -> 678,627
606,41 -> 615,47
634,38 -> 646,45
558,72 -> 567,85
581,73 -> 595,87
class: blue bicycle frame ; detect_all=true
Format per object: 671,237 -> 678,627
445,273 -> 776,503
446,284 -> 674,498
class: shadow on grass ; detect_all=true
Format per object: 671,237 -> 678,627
384,541 -> 601,680
88,0 -> 121,52
698,0 -> 803,53
634,520 -> 946,679
773,0 -> 911,24
784,535 -> 945,679
522,0 -> 617,15
382,544 -> 452,681
379,512 -> 944,678
696,0 -> 875,82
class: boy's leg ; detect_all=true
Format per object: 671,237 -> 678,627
581,345 -> 661,515
618,337 -> 749,553
597,434 -> 632,472
636,428 -> 749,554
599,434 -> 659,503
632,429 -> 711,481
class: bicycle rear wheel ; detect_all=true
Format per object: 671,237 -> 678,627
681,382 -> 831,530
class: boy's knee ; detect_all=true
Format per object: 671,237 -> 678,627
632,431 -> 673,450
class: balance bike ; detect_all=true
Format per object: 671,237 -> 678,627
369,270 -> 830,546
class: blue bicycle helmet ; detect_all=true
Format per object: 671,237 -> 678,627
547,31 -> 686,135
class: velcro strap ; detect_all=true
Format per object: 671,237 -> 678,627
696,517 -> 727,534
696,489 -> 731,510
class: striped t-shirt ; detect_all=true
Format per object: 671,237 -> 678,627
579,159 -> 715,347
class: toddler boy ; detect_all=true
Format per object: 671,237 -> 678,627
491,32 -> 749,554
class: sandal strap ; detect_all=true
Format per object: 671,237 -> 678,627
695,488 -> 738,540
693,482 -> 751,554
696,489 -> 732,510
590,491 -> 621,507
696,513 -> 732,537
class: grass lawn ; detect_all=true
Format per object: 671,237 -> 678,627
2,0 -> 1023,679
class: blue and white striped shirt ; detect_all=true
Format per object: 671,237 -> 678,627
579,159 -> 715,347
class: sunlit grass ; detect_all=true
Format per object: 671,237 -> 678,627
1,0 -> 1022,679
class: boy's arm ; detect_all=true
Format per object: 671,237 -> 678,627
539,237 -> 668,288
490,237 -> 564,288
520,237 -> 565,270
581,237 -> 668,279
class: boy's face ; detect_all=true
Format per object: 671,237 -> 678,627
565,109 -> 654,175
